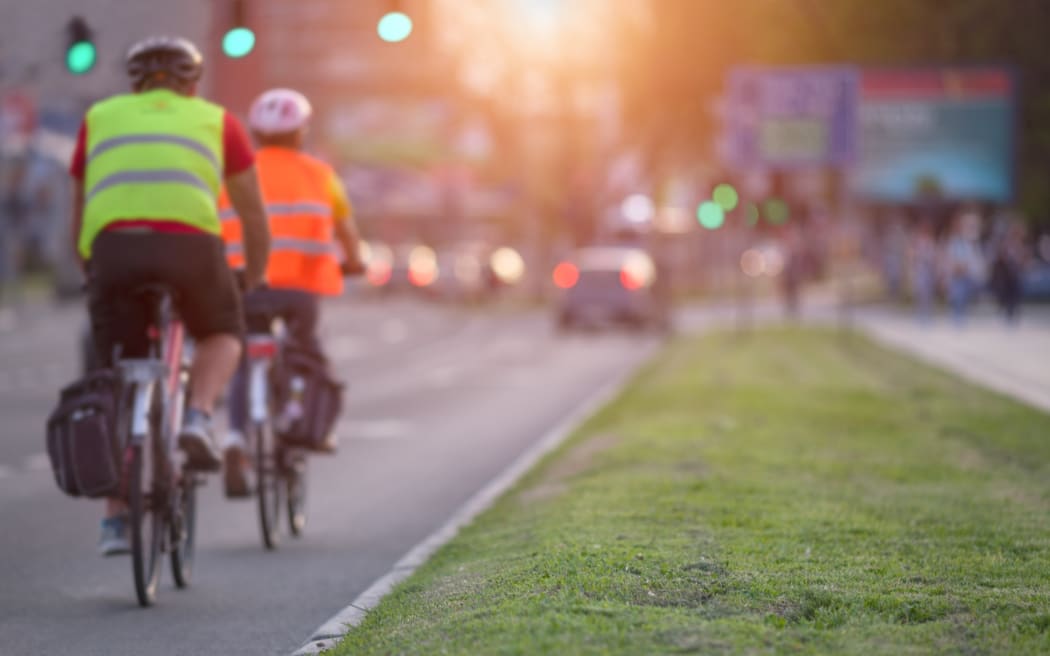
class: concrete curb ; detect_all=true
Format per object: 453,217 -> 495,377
289,343 -> 658,655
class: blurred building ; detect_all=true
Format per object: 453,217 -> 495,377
0,0 -> 212,119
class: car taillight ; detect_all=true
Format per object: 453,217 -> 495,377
552,262 -> 579,289
408,246 -> 438,287
408,267 -> 437,287
367,261 -> 392,287
620,252 -> 656,290
620,267 -> 643,290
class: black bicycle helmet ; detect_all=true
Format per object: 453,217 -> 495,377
126,36 -> 203,89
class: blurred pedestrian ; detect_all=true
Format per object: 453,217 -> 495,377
883,214 -> 908,301
909,221 -> 938,324
780,223 -> 803,318
942,210 -> 985,326
0,156 -> 30,312
988,219 -> 1028,324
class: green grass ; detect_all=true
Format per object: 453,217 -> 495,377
331,328 -> 1050,655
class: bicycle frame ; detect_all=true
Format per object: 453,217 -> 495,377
247,334 -> 278,423
119,307 -> 188,450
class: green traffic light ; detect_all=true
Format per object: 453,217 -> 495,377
697,201 -> 725,230
378,11 -> 413,42
222,27 -> 256,58
66,41 -> 96,74
713,183 -> 739,211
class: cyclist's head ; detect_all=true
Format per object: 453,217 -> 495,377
248,88 -> 312,149
126,36 -> 203,94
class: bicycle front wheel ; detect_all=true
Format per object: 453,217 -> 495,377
128,441 -> 164,607
253,420 -> 282,549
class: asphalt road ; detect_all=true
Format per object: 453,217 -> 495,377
0,296 -> 656,655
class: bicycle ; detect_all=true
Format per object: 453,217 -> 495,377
242,302 -> 309,550
114,284 -> 199,606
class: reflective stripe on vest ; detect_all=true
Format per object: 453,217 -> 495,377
79,90 -> 225,259
85,169 -> 216,204
220,202 -> 332,223
88,133 -> 221,176
226,237 -> 335,257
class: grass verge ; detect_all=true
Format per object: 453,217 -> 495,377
330,327 -> 1050,655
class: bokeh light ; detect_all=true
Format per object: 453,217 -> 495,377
378,12 -> 414,43
490,247 -> 526,284
222,27 -> 256,58
66,41 -> 96,74
552,262 -> 579,289
745,202 -> 760,227
620,251 -> 656,290
697,201 -> 725,230
713,183 -> 739,211
740,249 -> 764,277
363,242 -> 394,287
764,248 -> 785,276
621,193 -> 655,224
764,198 -> 790,225
408,245 -> 438,287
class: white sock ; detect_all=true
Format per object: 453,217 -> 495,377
223,430 -> 246,450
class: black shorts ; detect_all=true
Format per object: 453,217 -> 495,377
88,230 -> 244,365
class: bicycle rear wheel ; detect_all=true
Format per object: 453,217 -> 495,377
128,438 -> 164,607
284,448 -> 307,537
170,472 -> 198,588
253,420 -> 282,549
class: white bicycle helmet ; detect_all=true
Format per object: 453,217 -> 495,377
248,88 -> 312,135
126,36 -> 203,89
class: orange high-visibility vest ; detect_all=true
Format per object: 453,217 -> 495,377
219,147 -> 343,296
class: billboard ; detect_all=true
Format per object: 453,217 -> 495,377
850,68 -> 1015,203
726,67 -> 858,169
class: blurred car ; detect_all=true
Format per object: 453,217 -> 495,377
553,246 -> 669,331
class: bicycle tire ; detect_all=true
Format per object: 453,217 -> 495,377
128,440 -> 164,607
285,449 -> 307,537
254,420 -> 282,549
170,472 -> 197,588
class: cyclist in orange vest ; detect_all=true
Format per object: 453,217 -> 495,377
217,88 -> 365,497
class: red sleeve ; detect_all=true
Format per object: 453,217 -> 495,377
223,112 -> 255,177
69,121 -> 87,180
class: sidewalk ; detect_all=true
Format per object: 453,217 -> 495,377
854,305 -> 1050,413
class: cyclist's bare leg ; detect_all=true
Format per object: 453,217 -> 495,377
189,334 -> 241,414
105,497 -> 129,519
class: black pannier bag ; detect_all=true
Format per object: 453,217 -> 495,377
276,344 -> 343,451
45,369 -> 123,498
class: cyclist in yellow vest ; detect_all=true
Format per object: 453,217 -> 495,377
68,36 -> 271,555
217,88 -> 365,497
